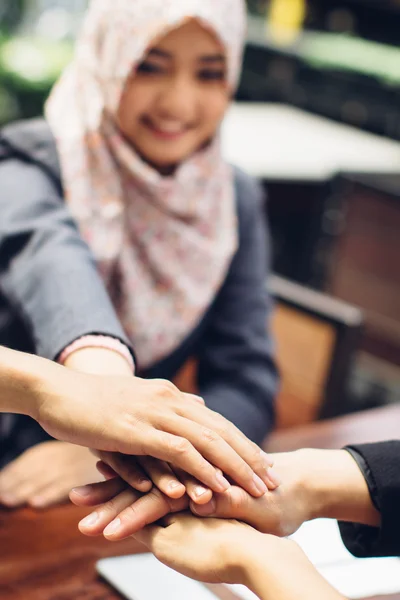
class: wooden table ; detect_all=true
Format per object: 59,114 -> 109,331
1,404 -> 399,600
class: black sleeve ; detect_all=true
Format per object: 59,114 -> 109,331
339,441 -> 400,558
0,157 -> 133,361
197,173 -> 278,445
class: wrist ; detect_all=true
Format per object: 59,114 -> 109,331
300,448 -> 380,527
232,530 -> 275,588
239,536 -> 307,599
63,346 -> 133,376
0,346 -> 56,419
59,336 -> 134,375
241,535 -> 345,600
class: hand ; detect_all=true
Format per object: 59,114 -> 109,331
71,473 -> 189,539
0,441 -> 101,508
192,448 -> 381,533
134,514 -> 346,600
70,450 -> 301,541
93,453 -> 212,505
70,459 -> 227,540
71,447 -> 380,541
35,365 -> 276,497
135,512 -> 255,585
63,348 -> 189,501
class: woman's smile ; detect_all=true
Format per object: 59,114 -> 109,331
140,116 -> 192,141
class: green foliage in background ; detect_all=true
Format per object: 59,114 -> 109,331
0,34 -> 73,124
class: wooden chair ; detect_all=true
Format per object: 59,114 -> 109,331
270,275 -> 363,428
174,275 -> 363,430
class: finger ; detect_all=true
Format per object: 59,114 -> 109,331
190,486 -> 250,520
103,489 -> 189,541
96,460 -> 119,480
97,452 -> 152,493
138,457 -> 185,499
0,485 -> 32,507
0,475 -> 56,507
28,482 -> 72,509
155,401 -> 277,492
171,467 -> 212,505
0,462 -> 41,496
78,488 -> 141,537
164,417 -> 268,498
139,430 -> 231,494
177,406 -> 279,491
70,477 -> 127,507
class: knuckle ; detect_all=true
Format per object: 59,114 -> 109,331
168,436 -> 191,455
154,379 -> 177,396
159,386 -> 176,401
250,446 -> 264,468
201,427 -> 219,444
216,423 -> 231,440
120,503 -> 146,530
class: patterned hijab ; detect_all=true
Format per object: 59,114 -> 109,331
45,0 -> 247,369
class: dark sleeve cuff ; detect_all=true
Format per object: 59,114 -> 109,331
338,442 -> 400,558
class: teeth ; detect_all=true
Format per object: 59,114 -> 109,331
154,123 -> 184,133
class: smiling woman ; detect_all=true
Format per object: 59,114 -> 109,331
0,0 -> 278,510
117,21 -> 230,174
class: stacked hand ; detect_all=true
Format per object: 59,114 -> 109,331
71,447 -> 380,600
0,347 -> 277,508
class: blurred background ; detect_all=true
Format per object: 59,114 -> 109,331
1,0 -> 399,425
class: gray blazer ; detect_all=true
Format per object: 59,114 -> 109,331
0,119 -> 278,465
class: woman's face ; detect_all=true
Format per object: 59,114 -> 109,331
117,20 -> 230,174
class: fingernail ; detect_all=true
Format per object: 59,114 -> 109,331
266,467 -> 281,488
72,485 -> 93,497
194,486 -> 208,498
261,450 -> 274,469
104,518 -> 121,537
169,481 -> 184,490
138,478 -> 152,487
215,471 -> 230,492
79,511 -> 99,528
253,474 -> 268,495
192,498 -> 216,516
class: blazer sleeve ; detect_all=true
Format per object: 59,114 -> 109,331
339,440 -> 400,557
0,157 -> 133,361
196,170 -> 278,445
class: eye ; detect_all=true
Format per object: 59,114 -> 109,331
136,61 -> 164,75
198,69 -> 226,82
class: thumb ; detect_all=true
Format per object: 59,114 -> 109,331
190,487 -> 248,519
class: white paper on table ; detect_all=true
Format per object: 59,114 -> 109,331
226,519 -> 400,600
289,518 -> 354,566
319,557 -> 400,599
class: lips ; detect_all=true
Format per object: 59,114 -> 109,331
141,116 -> 189,140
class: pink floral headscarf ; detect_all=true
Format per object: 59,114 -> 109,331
45,0 -> 247,369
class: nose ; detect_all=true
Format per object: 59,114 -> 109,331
155,74 -> 198,122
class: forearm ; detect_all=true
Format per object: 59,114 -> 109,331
300,449 -> 381,527
0,346 -> 53,418
243,543 -> 345,600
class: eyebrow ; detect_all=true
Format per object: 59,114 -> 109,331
148,48 -> 225,63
